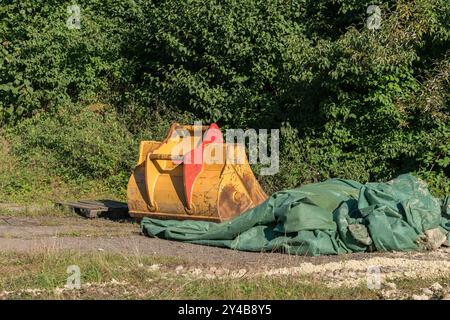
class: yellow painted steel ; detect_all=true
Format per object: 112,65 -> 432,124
127,123 -> 268,222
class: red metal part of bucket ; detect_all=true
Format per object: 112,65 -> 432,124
183,123 -> 223,209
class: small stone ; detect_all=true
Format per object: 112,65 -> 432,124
53,288 -> 64,295
147,264 -> 161,271
381,290 -> 395,299
231,269 -> 247,278
430,282 -> 443,292
422,288 -> 433,296
215,268 -> 226,276
98,248 -> 104,251
412,294 -> 429,300
175,265 -> 184,273
190,268 -> 202,276
384,282 -> 397,290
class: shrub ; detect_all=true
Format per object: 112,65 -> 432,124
136,0 -> 449,194
1,0 -> 449,198
0,0 -> 141,124
6,104 -> 135,181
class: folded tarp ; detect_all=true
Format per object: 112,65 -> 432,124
141,174 -> 450,256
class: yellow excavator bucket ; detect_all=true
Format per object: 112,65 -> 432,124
127,123 -> 268,222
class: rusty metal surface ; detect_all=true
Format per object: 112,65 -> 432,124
127,123 -> 268,222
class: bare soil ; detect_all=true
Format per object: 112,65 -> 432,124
0,215 -> 449,270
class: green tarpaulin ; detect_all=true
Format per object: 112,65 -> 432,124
141,174 -> 450,256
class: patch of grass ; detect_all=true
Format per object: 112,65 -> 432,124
1,250 -> 448,300
171,277 -> 380,300
57,231 -> 82,238
391,276 -> 450,297
55,229 -> 135,238
0,251 -> 183,298
0,206 -> 74,218
0,233 -> 19,239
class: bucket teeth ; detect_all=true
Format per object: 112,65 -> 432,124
127,123 -> 268,222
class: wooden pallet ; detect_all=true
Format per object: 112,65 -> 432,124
55,200 -> 129,219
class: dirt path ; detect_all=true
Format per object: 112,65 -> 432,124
0,215 -> 449,269
0,215 -> 368,267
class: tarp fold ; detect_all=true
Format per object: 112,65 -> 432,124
141,174 -> 450,256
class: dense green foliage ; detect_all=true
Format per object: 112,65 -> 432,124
0,0 -> 449,201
